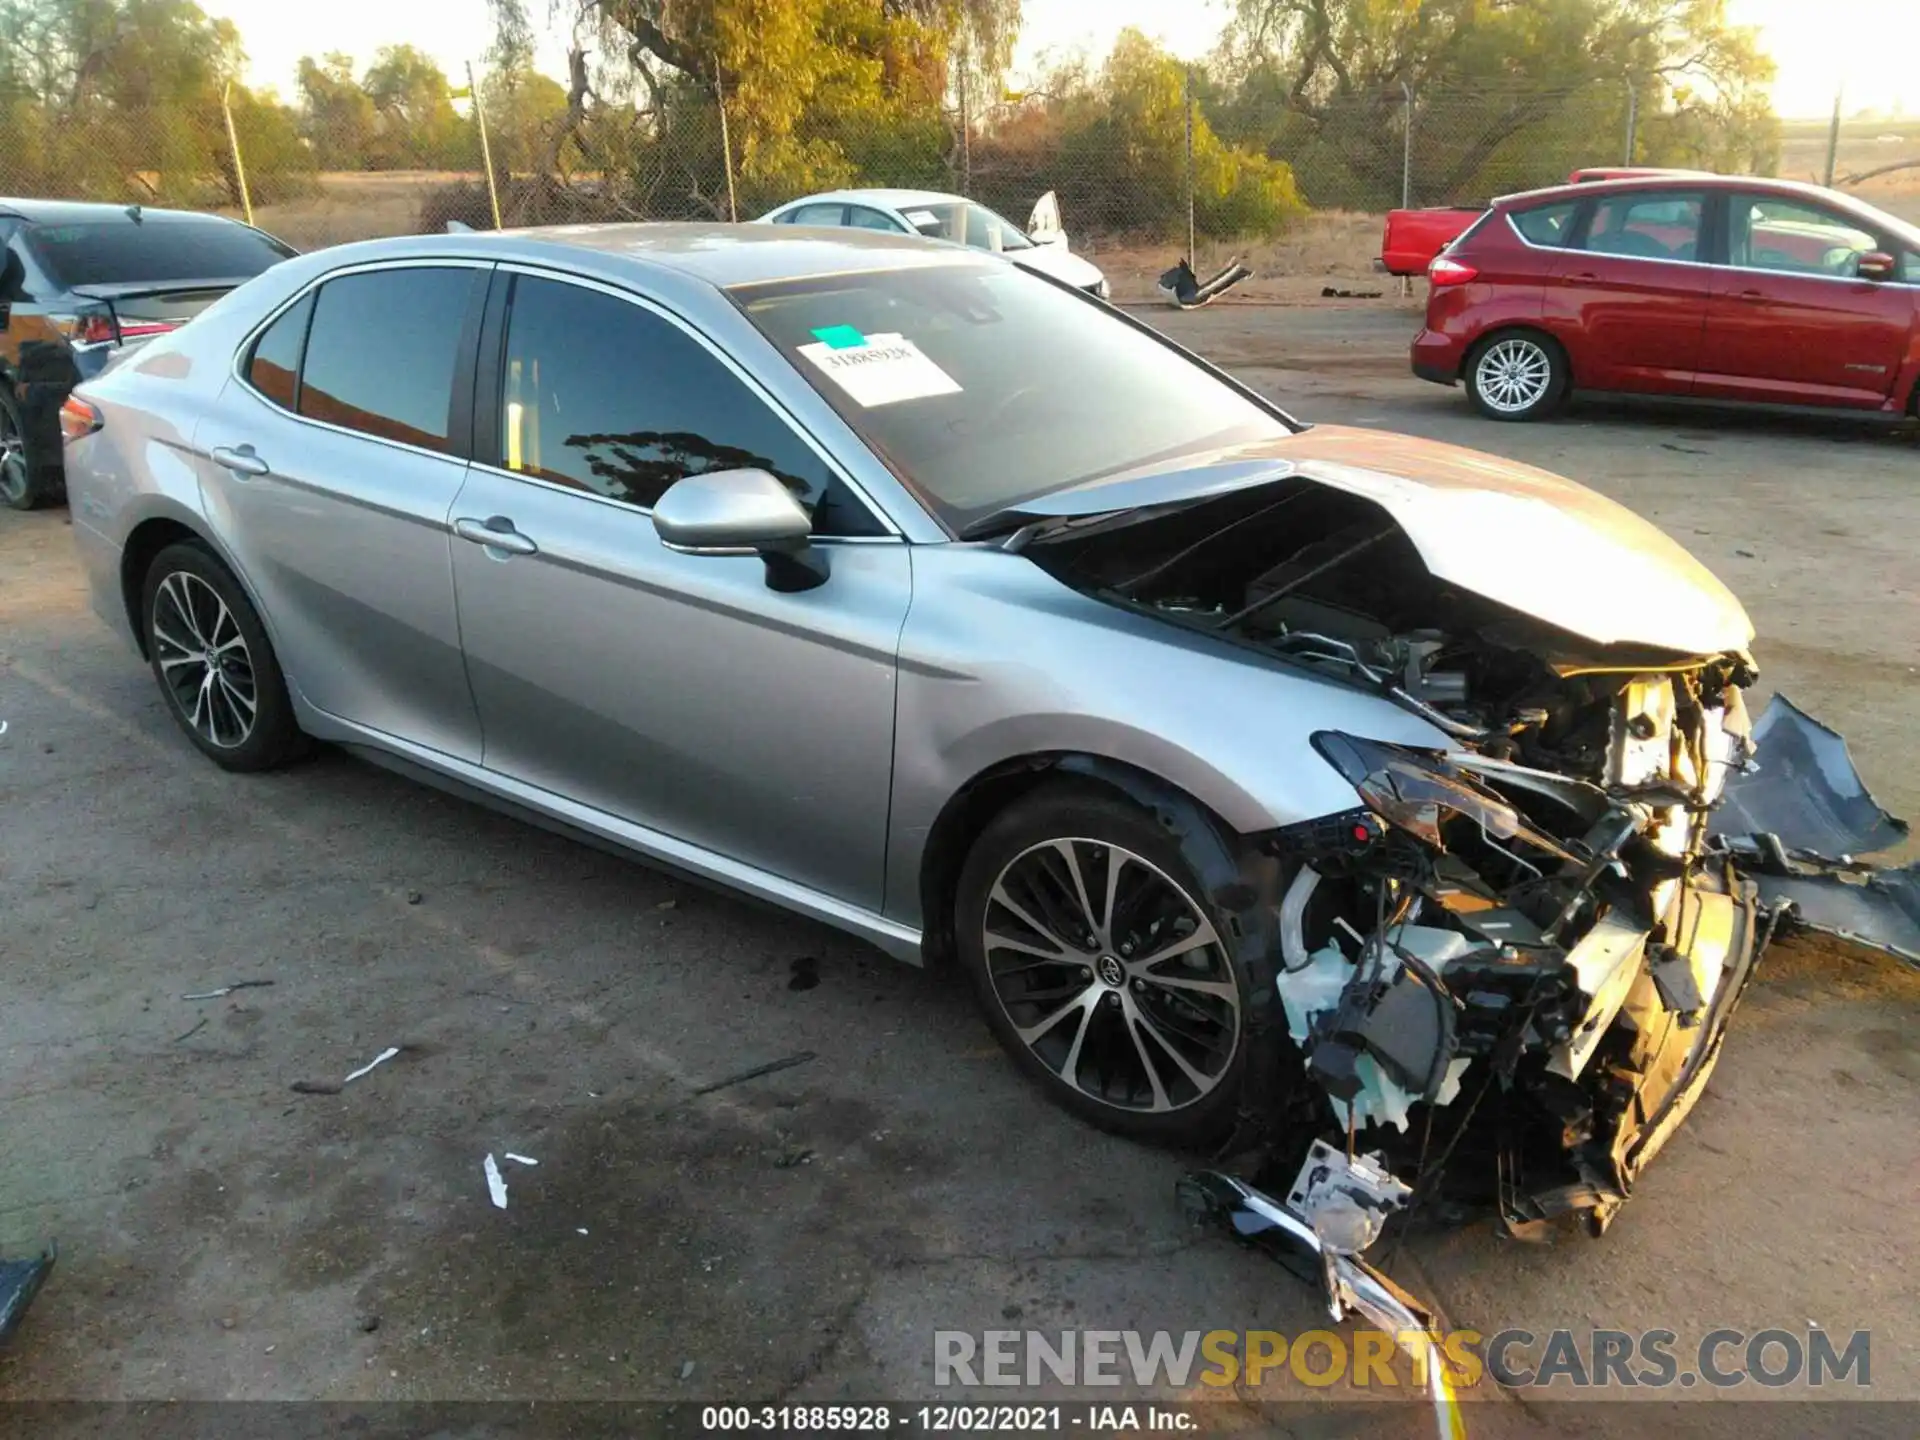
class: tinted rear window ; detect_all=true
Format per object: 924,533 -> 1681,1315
298,267 -> 476,453
1509,201 -> 1579,247
247,292 -> 313,410
26,217 -> 293,288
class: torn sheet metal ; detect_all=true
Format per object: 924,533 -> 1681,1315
1710,695 -> 1909,857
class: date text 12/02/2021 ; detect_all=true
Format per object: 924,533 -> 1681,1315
701,1406 -> 1198,1432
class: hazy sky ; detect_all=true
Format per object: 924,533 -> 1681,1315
202,0 -> 1914,121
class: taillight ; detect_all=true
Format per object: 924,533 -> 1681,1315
1428,256 -> 1479,286
52,311 -> 181,349
59,395 -> 102,443
56,311 -> 119,349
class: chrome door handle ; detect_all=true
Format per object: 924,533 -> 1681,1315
210,444 -> 269,477
454,516 -> 539,556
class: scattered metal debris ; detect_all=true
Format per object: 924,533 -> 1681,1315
692,1049 -> 817,1096
483,1154 -> 509,1209
171,1018 -> 207,1044
679,1360 -> 696,1381
343,1046 -> 401,1084
180,979 -> 275,1001
1157,256 -> 1254,309
504,1153 -> 538,1167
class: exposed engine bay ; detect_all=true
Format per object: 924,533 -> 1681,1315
1019,469 -> 1914,1437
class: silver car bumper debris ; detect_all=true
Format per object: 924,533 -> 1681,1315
1178,1165 -> 1464,1440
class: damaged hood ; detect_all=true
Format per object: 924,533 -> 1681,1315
1000,426 -> 1755,657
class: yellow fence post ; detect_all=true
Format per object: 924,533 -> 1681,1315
221,82 -> 254,227
468,62 -> 504,230
716,72 -> 738,223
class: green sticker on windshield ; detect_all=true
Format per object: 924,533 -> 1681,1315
810,324 -> 868,350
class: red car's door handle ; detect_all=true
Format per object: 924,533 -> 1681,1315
1732,290 -> 1770,302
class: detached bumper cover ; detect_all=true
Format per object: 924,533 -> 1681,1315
1711,695 -> 1919,967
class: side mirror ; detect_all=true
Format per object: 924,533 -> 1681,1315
651,467 -> 828,592
1857,250 -> 1896,281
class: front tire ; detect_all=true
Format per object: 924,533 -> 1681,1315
141,542 -> 305,771
1465,330 -> 1566,421
955,783 -> 1256,1147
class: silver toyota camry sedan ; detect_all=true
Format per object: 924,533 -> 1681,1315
65,223 -> 1823,1382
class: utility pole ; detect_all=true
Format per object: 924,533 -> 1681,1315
1623,79 -> 1637,166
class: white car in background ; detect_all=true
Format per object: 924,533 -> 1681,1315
756,187 -> 1109,298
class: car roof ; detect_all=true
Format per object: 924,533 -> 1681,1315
776,188 -> 967,211
305,222 -> 992,291
1497,173 -> 1860,209
0,197 -> 245,226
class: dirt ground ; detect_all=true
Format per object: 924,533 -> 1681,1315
2,301 -> 1917,1437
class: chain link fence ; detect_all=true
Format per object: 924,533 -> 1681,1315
0,70 -> 1675,258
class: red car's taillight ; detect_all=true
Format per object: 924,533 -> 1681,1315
115,319 -> 181,341
1428,256 -> 1479,286
59,395 -> 103,443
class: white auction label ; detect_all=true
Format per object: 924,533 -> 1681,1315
797,331 -> 962,408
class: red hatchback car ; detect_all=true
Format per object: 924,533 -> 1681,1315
1411,175 -> 1920,421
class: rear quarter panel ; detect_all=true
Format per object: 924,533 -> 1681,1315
65,272 -> 307,651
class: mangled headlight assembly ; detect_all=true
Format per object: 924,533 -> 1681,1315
1310,731 -> 1575,861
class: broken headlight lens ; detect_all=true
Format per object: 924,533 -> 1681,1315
1312,731 -> 1524,853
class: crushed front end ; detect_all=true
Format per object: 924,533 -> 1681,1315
1014,457 -> 1830,1434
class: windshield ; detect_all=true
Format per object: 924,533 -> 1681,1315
902,201 -> 1034,252
27,216 -> 294,288
734,263 -> 1293,532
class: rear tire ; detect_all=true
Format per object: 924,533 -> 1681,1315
140,541 -> 306,771
0,385 -> 57,511
1465,330 -> 1566,421
955,782 -> 1258,1147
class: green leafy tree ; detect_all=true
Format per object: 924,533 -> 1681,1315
0,0 -> 314,204
587,0 -> 1022,207
1217,0 -> 1778,206
296,53 -> 377,169
361,44 -> 469,169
